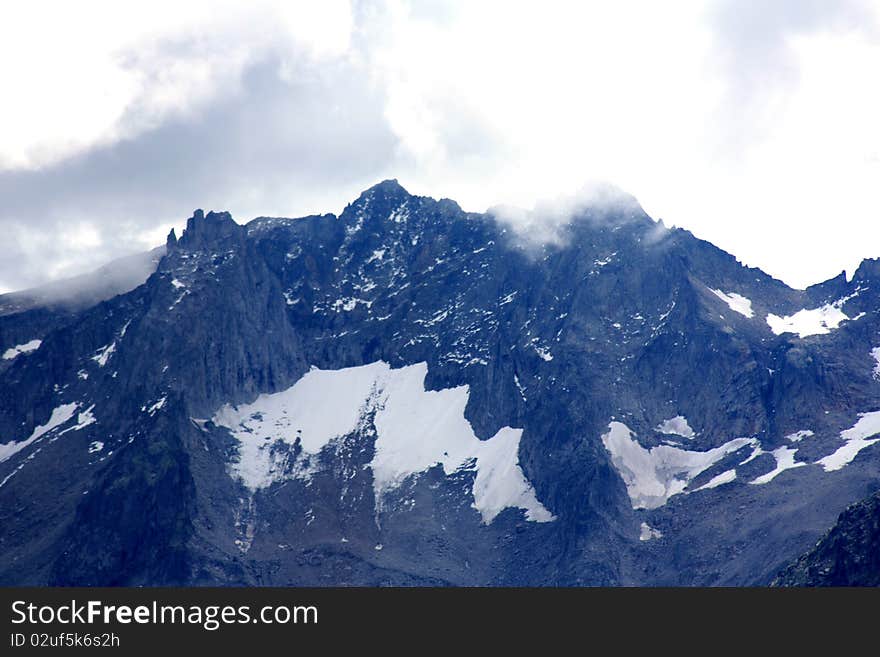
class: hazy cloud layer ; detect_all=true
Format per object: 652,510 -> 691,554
0,53 -> 399,291
708,0 -> 878,153
2,1 -> 880,292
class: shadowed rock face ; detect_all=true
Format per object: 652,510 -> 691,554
1,179 -> 880,586
774,491 -> 880,587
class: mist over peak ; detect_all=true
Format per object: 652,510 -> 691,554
487,181 -> 654,250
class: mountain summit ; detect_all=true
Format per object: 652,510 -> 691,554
2,181 -> 879,585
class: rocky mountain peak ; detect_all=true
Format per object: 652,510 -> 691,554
364,177 -> 410,198
343,178 -> 412,215
853,257 -> 880,283
176,209 -> 242,250
3,180 -> 880,587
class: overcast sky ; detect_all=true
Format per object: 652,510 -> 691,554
1,0 -> 879,293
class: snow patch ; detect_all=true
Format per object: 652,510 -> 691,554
600,421 -> 754,509
88,441 -> 104,454
534,346 -> 553,362
696,468 -> 737,490
872,347 -> 880,380
751,446 -> 806,484
766,299 -> 856,338
739,444 -> 764,465
711,290 -> 754,318
0,403 -> 78,463
639,522 -> 662,541
3,339 -> 42,360
514,374 -> 527,402
366,249 -> 386,264
817,411 -> 880,472
785,430 -> 814,443
594,252 -> 616,267
168,290 -> 189,310
58,405 -> 97,437
389,206 -> 409,223
214,361 -> 554,524
142,397 -> 167,416
655,415 -> 695,439
331,297 -> 371,312
91,342 -> 116,367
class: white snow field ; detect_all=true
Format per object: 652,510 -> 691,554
711,289 -> 754,318
214,361 -> 554,524
600,421 -> 754,509
817,411 -> 880,472
750,446 -> 806,485
655,415 -> 695,439
2,339 -> 42,360
766,298 -> 857,338
0,403 -> 78,463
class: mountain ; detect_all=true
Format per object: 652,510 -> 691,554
0,247 -> 165,375
0,246 -> 165,317
2,179 -> 879,585
774,490 -> 880,586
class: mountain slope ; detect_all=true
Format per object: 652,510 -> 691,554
2,180 -> 880,585
774,490 -> 880,586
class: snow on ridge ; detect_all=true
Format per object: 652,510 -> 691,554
766,297 -> 857,338
655,415 -> 695,439
817,411 -> 880,472
2,339 -> 42,360
214,361 -> 554,524
711,289 -> 754,318
600,421 -> 754,509
872,347 -> 880,380
0,403 -> 78,463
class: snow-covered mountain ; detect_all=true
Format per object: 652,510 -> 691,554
2,179 -> 879,585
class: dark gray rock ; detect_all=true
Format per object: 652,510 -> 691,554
774,488 -> 880,586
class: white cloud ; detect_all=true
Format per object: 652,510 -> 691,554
365,1 -> 880,289
0,1 -> 354,170
1,0 -> 880,292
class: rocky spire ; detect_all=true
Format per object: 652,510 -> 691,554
177,209 -> 242,249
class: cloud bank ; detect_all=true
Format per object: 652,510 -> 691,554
1,1 -> 879,292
